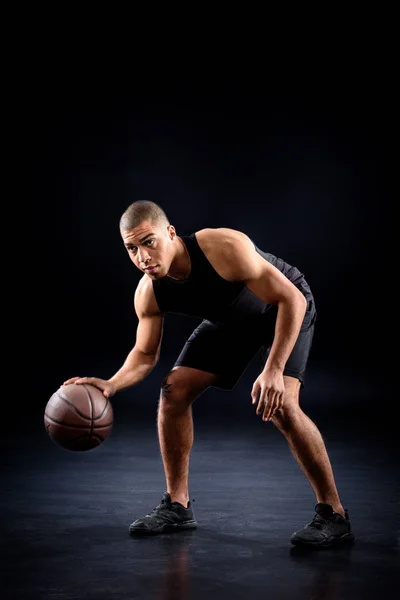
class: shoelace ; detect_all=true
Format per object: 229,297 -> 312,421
309,512 -> 330,529
146,498 -> 192,518
146,499 -> 171,517
145,504 -> 179,525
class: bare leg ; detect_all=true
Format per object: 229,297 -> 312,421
157,367 -> 217,507
273,377 -> 345,517
157,394 -> 193,507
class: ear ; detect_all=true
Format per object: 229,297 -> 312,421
168,225 -> 176,240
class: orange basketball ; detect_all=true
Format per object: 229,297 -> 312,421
44,384 -> 113,451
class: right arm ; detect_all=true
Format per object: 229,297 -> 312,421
108,278 -> 164,392
64,276 -> 164,397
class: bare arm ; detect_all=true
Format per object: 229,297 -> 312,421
196,228 -> 307,372
195,227 -> 308,421
64,276 -> 164,396
244,248 -> 307,373
108,277 -> 164,393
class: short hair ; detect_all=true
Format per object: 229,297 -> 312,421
119,200 -> 170,232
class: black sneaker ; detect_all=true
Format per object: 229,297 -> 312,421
129,493 -> 197,536
290,503 -> 355,548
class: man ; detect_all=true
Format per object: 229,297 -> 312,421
64,200 -> 354,548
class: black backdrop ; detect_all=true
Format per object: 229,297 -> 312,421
23,78 -> 392,430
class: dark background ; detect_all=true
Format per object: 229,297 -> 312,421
20,71 -> 393,433
4,46 -> 399,600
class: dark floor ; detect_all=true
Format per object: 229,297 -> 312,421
2,408 -> 399,600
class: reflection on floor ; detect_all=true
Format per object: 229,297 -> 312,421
2,409 -> 398,600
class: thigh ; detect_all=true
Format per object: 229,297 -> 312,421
260,300 -> 317,388
173,320 -> 262,390
284,322 -> 315,386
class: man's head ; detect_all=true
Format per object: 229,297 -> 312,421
119,200 -> 177,278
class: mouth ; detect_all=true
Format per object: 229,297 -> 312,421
144,265 -> 158,273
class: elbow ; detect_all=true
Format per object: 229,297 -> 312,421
135,347 -> 160,366
279,289 -> 307,315
295,289 -> 308,317
299,290 -> 308,312
145,351 -> 159,367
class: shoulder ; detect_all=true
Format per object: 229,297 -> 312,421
195,227 -> 253,251
134,275 -> 163,317
194,228 -> 262,282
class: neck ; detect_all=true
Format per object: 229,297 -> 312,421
167,237 -> 191,280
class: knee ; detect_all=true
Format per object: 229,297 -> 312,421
158,371 -> 196,413
272,401 -> 301,432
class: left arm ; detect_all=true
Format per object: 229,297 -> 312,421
244,253 -> 307,374
196,228 -> 307,419
197,227 -> 307,369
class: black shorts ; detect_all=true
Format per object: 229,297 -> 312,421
174,298 -> 317,390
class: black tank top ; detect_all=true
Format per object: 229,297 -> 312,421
152,233 -> 312,328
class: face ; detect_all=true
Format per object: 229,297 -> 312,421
122,220 -> 177,278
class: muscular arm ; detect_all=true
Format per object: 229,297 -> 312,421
108,277 -> 164,392
196,228 -> 307,373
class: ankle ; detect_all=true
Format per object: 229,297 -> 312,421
329,504 -> 345,518
318,499 -> 345,518
168,493 -> 189,508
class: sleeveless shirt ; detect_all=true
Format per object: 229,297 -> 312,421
152,233 -> 312,330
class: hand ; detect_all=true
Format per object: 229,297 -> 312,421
251,368 -> 285,421
63,376 -> 116,399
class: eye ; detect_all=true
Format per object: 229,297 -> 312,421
146,240 -> 155,246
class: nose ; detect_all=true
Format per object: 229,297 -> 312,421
138,249 -> 150,266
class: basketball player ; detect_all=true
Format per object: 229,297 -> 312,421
64,201 -> 354,548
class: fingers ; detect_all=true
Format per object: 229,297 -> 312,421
62,377 -> 113,400
63,377 -> 81,385
254,389 -> 284,422
74,377 -> 93,385
262,391 -> 283,421
251,382 -> 259,405
62,376 -> 93,386
262,390 -> 277,421
256,387 -> 267,415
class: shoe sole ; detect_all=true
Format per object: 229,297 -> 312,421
291,532 -> 355,548
129,520 -> 197,536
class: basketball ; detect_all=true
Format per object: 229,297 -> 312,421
44,384 -> 114,451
